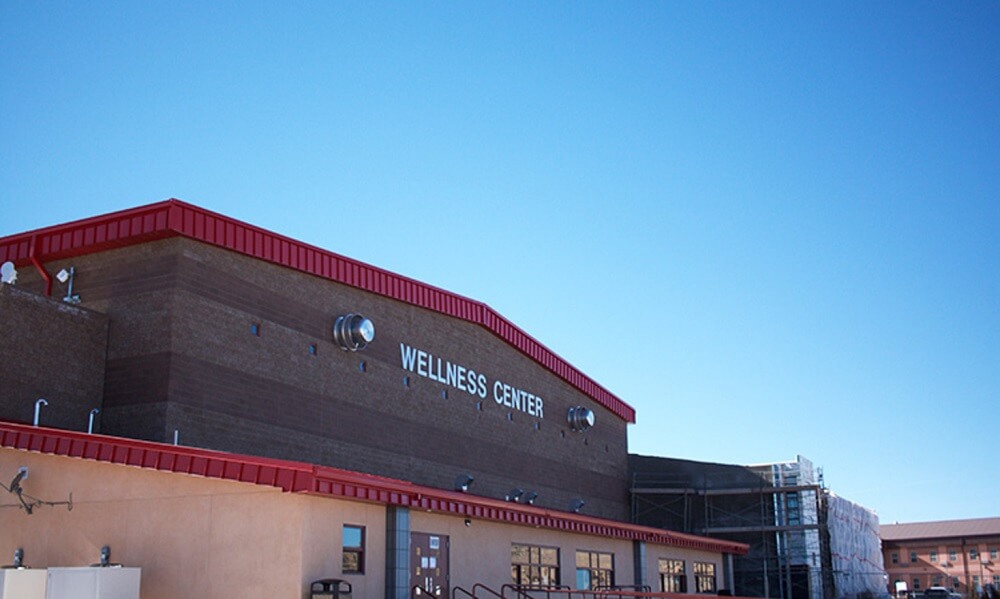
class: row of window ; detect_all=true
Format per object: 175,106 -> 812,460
511,543 -> 716,592
340,529 -> 720,592
891,548 -> 999,564
898,575 -> 1000,590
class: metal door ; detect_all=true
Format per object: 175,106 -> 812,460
410,532 -> 449,597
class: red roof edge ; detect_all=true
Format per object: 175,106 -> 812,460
0,199 -> 635,423
0,420 -> 745,555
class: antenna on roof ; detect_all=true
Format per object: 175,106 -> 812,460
1,261 -> 17,285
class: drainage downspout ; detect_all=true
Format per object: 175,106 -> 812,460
28,234 -> 53,296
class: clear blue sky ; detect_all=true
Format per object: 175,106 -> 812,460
2,2 -> 997,525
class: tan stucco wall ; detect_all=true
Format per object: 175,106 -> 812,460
0,448 -> 378,599
300,493 -> 386,598
2,447 -> 733,598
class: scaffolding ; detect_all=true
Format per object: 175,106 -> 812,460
630,456 -> 884,599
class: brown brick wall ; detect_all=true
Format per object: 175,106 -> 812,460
10,238 -> 630,519
0,284 -> 108,430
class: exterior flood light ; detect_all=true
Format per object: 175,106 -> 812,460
333,313 -> 375,351
505,488 -> 524,502
570,499 -> 585,513
56,267 -> 80,304
524,491 -> 538,505
92,545 -> 118,568
567,406 -> 595,432
454,473 -> 474,493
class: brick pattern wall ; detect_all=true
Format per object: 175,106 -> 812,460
0,284 -> 109,430
11,238 -> 631,519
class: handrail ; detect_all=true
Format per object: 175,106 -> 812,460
472,583 -> 506,599
501,584 -> 572,599
453,586 -> 476,599
462,584 -> 757,599
495,588 -> 755,599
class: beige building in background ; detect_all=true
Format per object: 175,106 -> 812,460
881,518 -> 1000,597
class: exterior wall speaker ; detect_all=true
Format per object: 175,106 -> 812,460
333,313 -> 375,351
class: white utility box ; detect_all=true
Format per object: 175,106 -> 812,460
45,567 -> 140,599
0,568 -> 48,599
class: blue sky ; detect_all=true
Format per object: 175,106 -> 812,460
2,2 -> 997,525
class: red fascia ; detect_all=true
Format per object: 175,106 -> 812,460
0,199 -> 636,424
0,421 -> 747,555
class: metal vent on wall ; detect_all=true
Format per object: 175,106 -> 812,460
333,313 -> 375,351
567,406 -> 595,432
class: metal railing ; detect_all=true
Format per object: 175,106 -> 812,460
451,583 -> 756,599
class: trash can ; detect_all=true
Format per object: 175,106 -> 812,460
311,579 -> 352,599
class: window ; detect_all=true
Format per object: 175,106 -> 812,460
910,551 -> 918,563
658,559 -> 686,593
970,548 -> 979,560
576,551 -> 614,590
342,525 -> 365,574
991,549 -> 998,560
913,577 -> 921,590
930,550 -> 938,562
511,544 -> 560,587
892,552 -> 899,564
694,562 -> 717,593
949,550 -> 958,562
785,492 -> 801,526
953,577 -> 960,589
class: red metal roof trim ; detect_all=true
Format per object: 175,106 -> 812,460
0,200 -> 635,424
0,421 -> 745,555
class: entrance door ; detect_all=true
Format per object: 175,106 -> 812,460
411,532 -> 449,597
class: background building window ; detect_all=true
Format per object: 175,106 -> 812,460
953,577 -> 960,589
949,550 -> 958,562
892,552 -> 899,564
910,551 -> 918,563
576,550 -> 614,590
970,548 -> 979,560
342,525 -> 365,574
913,578 -> 921,590
990,549 -> 998,560
930,551 -> 938,562
658,559 -> 686,593
694,562 -> 717,593
511,544 -> 560,587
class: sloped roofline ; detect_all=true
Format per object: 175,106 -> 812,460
880,518 -> 1000,541
0,420 -> 744,554
0,199 -> 635,423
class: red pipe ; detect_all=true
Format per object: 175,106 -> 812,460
28,234 -> 53,296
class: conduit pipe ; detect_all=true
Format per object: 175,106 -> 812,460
28,234 -> 53,296
34,398 -> 48,426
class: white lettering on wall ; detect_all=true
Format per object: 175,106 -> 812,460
399,342 -> 541,417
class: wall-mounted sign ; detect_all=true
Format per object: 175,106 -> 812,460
400,343 -> 544,418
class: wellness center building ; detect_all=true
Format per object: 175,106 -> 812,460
0,199 -> 747,598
